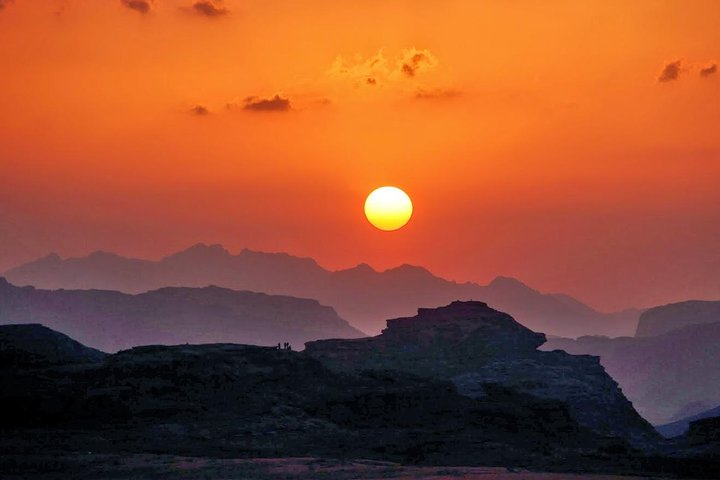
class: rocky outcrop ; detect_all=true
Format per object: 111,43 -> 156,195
306,301 -> 659,446
635,300 -> 720,337
0,323 -> 106,366
0,277 -> 363,352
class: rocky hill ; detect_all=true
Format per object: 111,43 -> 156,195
305,301 -> 658,446
543,321 -> 720,424
0,334 -> 619,471
635,300 -> 720,337
0,278 -> 362,352
0,323 -> 106,366
4,244 -> 640,337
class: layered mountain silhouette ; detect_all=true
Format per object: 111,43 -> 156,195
0,278 -> 362,352
657,405 -> 720,438
3,309 -> 719,477
636,300 -> 720,337
544,315 -> 720,424
4,244 -> 640,337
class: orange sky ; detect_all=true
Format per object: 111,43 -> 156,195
1,0 -> 719,310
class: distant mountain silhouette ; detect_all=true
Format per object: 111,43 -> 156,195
635,300 -> 720,337
0,278 -> 362,352
0,323 -> 106,366
5,244 -> 640,337
543,319 -> 720,424
657,405 -> 720,438
306,301 -> 659,446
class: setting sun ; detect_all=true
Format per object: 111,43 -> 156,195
364,186 -> 413,231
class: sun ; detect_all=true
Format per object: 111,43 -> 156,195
364,186 -> 413,231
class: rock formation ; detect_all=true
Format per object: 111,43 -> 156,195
306,301 -> 659,446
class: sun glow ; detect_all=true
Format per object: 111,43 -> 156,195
364,186 -> 413,231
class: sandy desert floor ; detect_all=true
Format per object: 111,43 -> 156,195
1,454 -> 669,480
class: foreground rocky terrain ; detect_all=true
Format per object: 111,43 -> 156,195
0,277 -> 362,352
2,303 -> 719,478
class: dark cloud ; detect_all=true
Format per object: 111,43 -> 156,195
415,88 -> 461,100
658,60 -> 682,82
700,63 -> 717,77
243,95 -> 291,112
192,0 -> 228,17
0,0 -> 14,10
191,105 -> 210,115
399,51 -> 437,78
401,53 -> 428,77
121,0 -> 151,14
366,77 -> 377,85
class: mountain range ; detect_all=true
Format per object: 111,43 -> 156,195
0,278 -> 362,352
4,243 -> 641,338
543,301 -> 720,425
636,300 -> 720,337
656,405 -> 720,438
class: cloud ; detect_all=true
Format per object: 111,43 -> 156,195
0,0 -> 14,10
190,105 -> 210,115
328,48 -> 439,87
192,0 -> 228,17
242,95 -> 291,112
415,88 -> 461,100
658,60 -> 683,82
121,0 -> 151,14
700,63 -> 717,78
328,51 -> 389,85
398,49 -> 438,78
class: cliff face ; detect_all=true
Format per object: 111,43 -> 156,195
305,301 -> 659,446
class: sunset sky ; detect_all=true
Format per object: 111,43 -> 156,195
1,0 -> 719,311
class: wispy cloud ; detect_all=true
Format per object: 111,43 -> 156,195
192,0 -> 228,17
700,63 -> 717,78
242,95 -> 291,112
398,49 -> 438,78
328,48 -> 439,87
415,88 -> 461,100
121,0 -> 152,14
190,105 -> 210,115
658,60 -> 683,82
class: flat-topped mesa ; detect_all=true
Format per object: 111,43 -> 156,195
305,301 -> 547,372
306,300 -> 660,446
380,300 -> 546,352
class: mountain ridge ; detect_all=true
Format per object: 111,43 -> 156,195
0,278 -> 363,352
5,244 -> 641,337
543,318 -> 720,424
